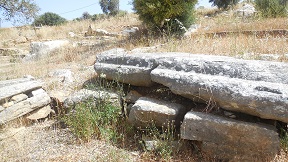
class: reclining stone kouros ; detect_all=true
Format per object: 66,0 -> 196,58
94,48 -> 288,161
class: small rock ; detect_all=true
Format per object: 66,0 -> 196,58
121,27 -> 139,36
125,90 -> 143,103
48,69 -> 74,83
14,36 -> 27,44
3,101 -> 14,108
10,94 -> 28,103
27,105 -> 53,120
144,140 -> 158,151
31,88 -> 46,96
0,106 -> 4,112
224,111 -> 236,118
234,3 -> 256,17
68,32 -> 76,38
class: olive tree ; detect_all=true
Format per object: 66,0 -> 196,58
32,12 -> 66,26
132,0 -> 197,36
0,0 -> 39,23
99,0 -> 119,16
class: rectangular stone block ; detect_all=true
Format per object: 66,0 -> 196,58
181,111 -> 280,161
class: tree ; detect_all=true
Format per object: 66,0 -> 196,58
132,0 -> 197,35
82,12 -> 91,20
32,12 -> 66,26
255,0 -> 288,18
99,0 -> 119,15
0,0 -> 39,23
209,0 -> 240,10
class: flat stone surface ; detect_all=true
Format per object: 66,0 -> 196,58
95,49 -> 158,87
128,97 -> 187,128
27,105 -> 53,120
11,94 -> 28,103
0,80 -> 42,104
95,63 -> 154,86
0,77 -> 34,88
181,111 -> 280,161
94,50 -> 288,122
151,69 -> 288,123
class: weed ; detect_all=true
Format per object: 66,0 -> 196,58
62,99 -> 120,142
139,121 -> 181,161
280,128 -> 288,151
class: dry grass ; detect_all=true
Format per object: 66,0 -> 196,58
156,34 -> 288,58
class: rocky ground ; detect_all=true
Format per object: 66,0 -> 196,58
0,120 -> 140,161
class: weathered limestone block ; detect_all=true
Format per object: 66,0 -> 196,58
95,63 -> 154,87
128,97 -> 187,128
181,111 -> 280,161
27,105 -> 53,120
94,48 -> 158,86
11,94 -> 28,104
24,40 -> 69,61
151,69 -> 288,123
0,77 -> 34,88
94,50 -> 288,122
0,80 -> 42,104
63,89 -> 120,109
0,88 -> 51,124
156,54 -> 288,84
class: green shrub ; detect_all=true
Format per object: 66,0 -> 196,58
32,12 -> 67,26
132,0 -> 197,36
209,0 -> 240,10
255,0 -> 288,18
63,99 -> 120,142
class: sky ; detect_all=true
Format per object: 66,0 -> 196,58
0,0 -> 211,28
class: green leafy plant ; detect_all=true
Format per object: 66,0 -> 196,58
139,121 -> 181,161
0,0 -> 39,23
63,99 -> 120,142
132,0 -> 197,36
209,0 -> 240,10
280,128 -> 288,151
63,76 -> 131,143
32,12 -> 67,26
255,0 -> 288,18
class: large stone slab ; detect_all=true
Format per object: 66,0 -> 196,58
0,80 -> 42,104
181,111 -> 280,161
94,50 -> 288,122
128,97 -> 187,128
95,50 -> 288,84
151,69 -> 288,123
94,48 -> 159,87
24,40 -> 69,61
156,54 -> 288,84
0,76 -> 34,88
0,88 -> 51,124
